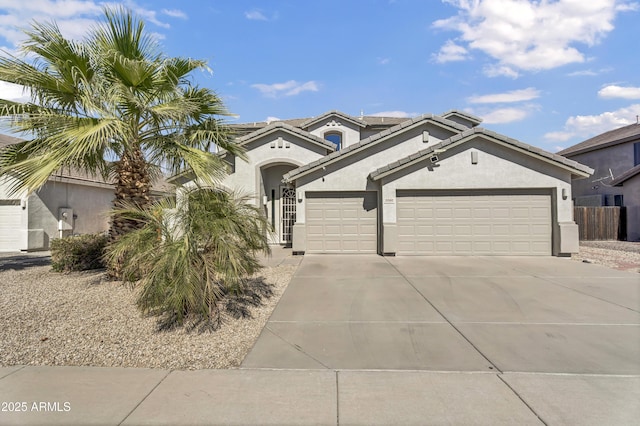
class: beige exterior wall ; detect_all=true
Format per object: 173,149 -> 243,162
220,130 -> 331,206
376,139 -> 576,255
294,122 -> 459,224
292,135 -> 580,256
28,180 -> 114,250
306,119 -> 363,149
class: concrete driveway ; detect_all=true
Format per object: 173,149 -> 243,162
239,255 -> 640,424
243,255 -> 639,373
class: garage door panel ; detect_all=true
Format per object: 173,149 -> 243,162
397,191 -> 551,256
0,202 -> 24,251
306,192 -> 377,254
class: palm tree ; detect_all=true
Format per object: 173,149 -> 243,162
0,6 -> 244,242
104,187 -> 271,329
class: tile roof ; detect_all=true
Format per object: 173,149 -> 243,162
440,109 -> 483,126
299,110 -> 367,129
234,121 -> 336,151
229,113 -> 410,134
369,127 -> 593,180
283,113 -> 470,182
611,164 -> 640,186
557,123 -> 640,156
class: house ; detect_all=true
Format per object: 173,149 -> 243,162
558,122 -> 640,241
611,166 -> 640,241
182,109 -> 592,256
0,134 -> 172,251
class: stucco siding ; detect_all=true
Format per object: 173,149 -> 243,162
307,119 -> 362,149
622,174 -> 640,241
222,131 -> 329,203
567,143 -> 634,200
29,181 -> 113,249
294,123 -> 456,223
378,139 -> 574,224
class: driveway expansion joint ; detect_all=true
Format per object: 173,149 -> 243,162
497,374 -> 548,426
383,257 -> 503,374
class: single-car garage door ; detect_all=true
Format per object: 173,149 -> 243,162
397,190 -> 551,255
0,200 -> 23,251
306,191 -> 377,253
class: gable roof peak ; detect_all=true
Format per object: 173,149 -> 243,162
300,110 -> 367,129
440,110 -> 483,127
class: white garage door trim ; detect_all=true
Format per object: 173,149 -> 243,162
0,200 -> 25,251
396,189 -> 552,256
306,191 -> 377,253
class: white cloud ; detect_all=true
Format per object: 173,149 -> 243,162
544,104 -> 640,141
161,9 -> 187,19
265,116 -> 281,123
251,80 -> 319,98
432,39 -> 469,63
433,0 -> 638,75
377,57 -> 390,65
478,107 -> 531,124
598,85 -> 640,99
245,10 -> 268,21
369,111 -> 418,118
482,64 -> 519,79
0,81 -> 31,102
567,67 -> 612,77
468,87 -> 540,104
0,1 -> 172,47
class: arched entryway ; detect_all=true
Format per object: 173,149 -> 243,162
258,162 -> 299,246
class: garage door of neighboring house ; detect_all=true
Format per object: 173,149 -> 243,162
306,191 -> 377,253
0,200 -> 23,251
396,190 -> 551,255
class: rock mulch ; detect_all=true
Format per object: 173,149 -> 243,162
571,241 -> 640,273
0,262 -> 297,370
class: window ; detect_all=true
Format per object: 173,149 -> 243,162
324,131 -> 342,150
634,142 -> 640,166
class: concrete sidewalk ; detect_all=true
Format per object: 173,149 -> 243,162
1,366 -> 638,425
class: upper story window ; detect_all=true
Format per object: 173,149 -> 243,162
324,131 -> 342,150
634,142 -> 640,166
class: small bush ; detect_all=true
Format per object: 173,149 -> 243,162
51,233 -> 108,272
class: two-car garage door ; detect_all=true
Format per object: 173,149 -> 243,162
396,190 -> 552,256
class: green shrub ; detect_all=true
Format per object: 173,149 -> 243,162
51,233 -> 108,272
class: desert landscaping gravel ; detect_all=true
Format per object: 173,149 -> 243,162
571,241 -> 640,273
0,259 -> 297,370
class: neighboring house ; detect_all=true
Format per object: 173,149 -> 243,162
0,134 -> 172,251
180,110 -> 592,257
611,165 -> 640,241
558,122 -> 640,241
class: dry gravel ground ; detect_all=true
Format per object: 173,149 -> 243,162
0,256 -> 297,370
571,241 -> 640,273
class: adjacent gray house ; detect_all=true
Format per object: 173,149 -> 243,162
558,122 -> 640,241
184,110 -> 593,256
0,134 -> 172,251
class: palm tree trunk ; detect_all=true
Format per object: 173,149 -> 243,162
110,146 -> 151,240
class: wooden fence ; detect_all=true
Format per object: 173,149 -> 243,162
574,206 -> 626,240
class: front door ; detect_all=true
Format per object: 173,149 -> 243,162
281,186 -> 296,246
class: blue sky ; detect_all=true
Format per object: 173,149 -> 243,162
0,0 -> 639,152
